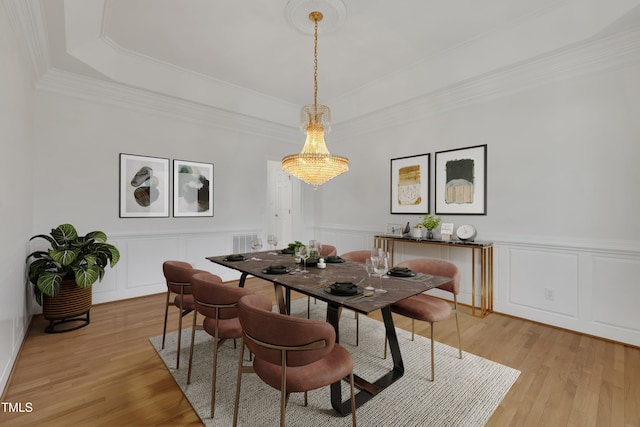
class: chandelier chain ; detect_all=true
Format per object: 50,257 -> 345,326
313,15 -> 319,123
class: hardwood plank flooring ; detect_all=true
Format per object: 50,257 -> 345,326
1,278 -> 638,426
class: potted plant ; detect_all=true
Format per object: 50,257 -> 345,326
26,224 -> 120,332
421,215 -> 442,239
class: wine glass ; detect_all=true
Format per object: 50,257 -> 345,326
250,237 -> 263,252
299,245 -> 310,273
308,240 -> 318,258
373,253 -> 388,293
364,258 -> 375,290
294,245 -> 302,271
267,234 -> 278,253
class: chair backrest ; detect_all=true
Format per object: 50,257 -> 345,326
163,260 -> 195,294
319,245 -> 337,257
190,272 -> 253,320
340,250 -> 371,264
238,294 -> 335,367
163,261 -> 221,294
396,258 -> 461,295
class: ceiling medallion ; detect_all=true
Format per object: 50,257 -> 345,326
285,0 -> 347,35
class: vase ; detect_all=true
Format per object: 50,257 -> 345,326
42,279 -> 92,333
426,229 -> 434,239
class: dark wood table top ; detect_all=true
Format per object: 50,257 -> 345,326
207,250 -> 451,314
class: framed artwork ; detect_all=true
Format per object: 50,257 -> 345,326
390,153 -> 430,214
173,159 -> 214,217
435,144 -> 487,215
119,154 -> 169,218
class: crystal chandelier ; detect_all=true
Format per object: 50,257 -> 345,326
282,11 -> 349,189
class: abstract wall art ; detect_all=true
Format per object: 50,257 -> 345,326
119,153 -> 169,218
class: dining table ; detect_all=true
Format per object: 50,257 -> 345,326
206,250 -> 452,416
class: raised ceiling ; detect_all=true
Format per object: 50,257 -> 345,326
36,0 -> 640,126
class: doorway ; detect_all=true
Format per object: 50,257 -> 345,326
267,160 -> 294,248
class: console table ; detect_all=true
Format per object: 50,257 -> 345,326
374,235 -> 494,318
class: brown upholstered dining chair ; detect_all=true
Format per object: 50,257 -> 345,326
339,250 -> 371,264
233,294 -> 357,427
319,244 -> 337,257
187,272 -> 255,418
339,250 -> 374,346
386,258 -> 462,381
162,261 -> 219,369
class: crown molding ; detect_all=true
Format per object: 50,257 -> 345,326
333,23 -> 640,140
2,0 -> 50,80
36,68 -> 300,144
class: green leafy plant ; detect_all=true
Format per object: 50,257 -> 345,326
421,214 -> 442,231
286,241 -> 306,251
26,224 -> 120,305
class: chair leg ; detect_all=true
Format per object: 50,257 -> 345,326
430,322 -> 435,382
349,372 -> 357,427
187,311 -> 198,384
411,318 -> 415,341
161,290 -> 170,349
211,332 -> 219,418
176,297 -> 184,369
233,343 -> 245,427
453,297 -> 462,359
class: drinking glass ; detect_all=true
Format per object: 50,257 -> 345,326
299,245 -> 310,273
251,237 -> 263,252
267,234 -> 278,252
308,240 -> 318,258
364,258 -> 375,290
373,253 -> 388,293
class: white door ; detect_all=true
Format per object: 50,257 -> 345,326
267,161 -> 293,248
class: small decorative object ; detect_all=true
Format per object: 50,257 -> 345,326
385,223 -> 403,236
435,145 -> 487,215
26,224 -> 120,333
421,214 -> 442,239
173,159 -> 214,217
390,153 -> 430,214
456,224 -> 478,241
440,222 -> 454,241
120,153 -> 169,217
317,258 -> 326,269
402,222 -> 411,236
411,225 -> 423,239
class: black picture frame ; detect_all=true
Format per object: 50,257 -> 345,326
173,159 -> 214,217
390,153 -> 430,214
119,153 -> 170,218
435,144 -> 487,215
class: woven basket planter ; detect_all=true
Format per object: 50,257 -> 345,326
42,279 -> 92,333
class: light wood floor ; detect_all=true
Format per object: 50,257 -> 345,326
2,278 -> 639,427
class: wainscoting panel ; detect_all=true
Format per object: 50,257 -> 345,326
507,247 -> 579,317
591,254 -> 640,332
314,225 -> 640,346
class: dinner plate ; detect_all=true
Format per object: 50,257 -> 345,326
324,256 -> 345,263
324,282 -> 362,296
224,254 -> 245,262
387,267 -> 416,277
262,265 -> 290,274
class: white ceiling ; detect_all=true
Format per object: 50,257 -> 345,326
38,0 -> 640,126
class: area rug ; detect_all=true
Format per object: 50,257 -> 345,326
150,299 -> 520,427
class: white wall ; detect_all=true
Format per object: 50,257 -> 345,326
30,83 -> 306,304
316,34 -> 640,346
0,2 -> 36,395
